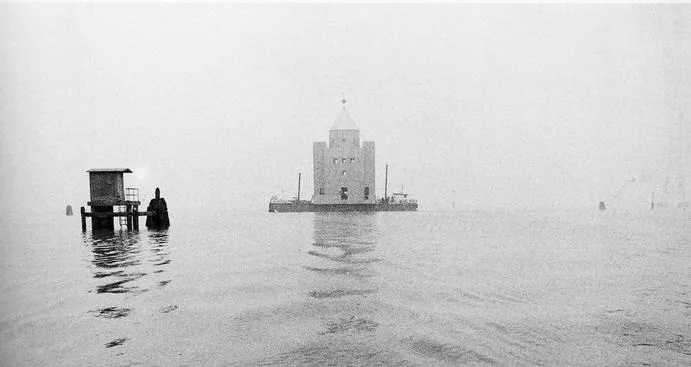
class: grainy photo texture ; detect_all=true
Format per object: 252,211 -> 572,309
0,3 -> 689,366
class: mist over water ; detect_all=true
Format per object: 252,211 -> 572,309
1,3 -> 690,212
0,208 -> 689,366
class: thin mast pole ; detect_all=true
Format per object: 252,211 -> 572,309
384,164 -> 388,201
297,173 -> 301,202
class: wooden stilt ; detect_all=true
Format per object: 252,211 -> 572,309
126,205 -> 132,231
133,206 -> 139,230
81,206 -> 86,232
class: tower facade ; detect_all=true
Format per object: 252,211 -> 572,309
312,105 -> 375,205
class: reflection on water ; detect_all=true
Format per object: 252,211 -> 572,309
4,210 -> 690,366
307,212 -> 380,298
255,213 -> 390,365
148,230 -> 171,278
82,229 -> 173,348
84,230 -> 172,295
306,212 -> 381,276
258,212 -> 504,366
88,230 -> 146,294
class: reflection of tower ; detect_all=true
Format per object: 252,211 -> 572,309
312,213 -> 379,249
308,213 -> 380,278
304,213 -> 381,336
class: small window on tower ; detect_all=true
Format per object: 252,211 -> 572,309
340,187 -> 348,200
364,187 -> 369,200
319,188 -> 325,195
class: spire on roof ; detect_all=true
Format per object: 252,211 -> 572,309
330,98 -> 358,130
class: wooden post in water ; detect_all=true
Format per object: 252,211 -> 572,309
133,206 -> 139,230
651,192 -> 655,210
297,173 -> 301,202
80,206 -> 86,232
126,205 -> 133,231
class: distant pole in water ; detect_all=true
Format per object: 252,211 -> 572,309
384,164 -> 389,201
651,192 -> 655,210
66,205 -> 73,216
297,172 -> 301,202
452,190 -> 456,209
599,201 -> 606,211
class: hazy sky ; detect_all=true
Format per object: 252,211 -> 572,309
1,3 -> 689,212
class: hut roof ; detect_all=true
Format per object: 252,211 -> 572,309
87,168 -> 133,173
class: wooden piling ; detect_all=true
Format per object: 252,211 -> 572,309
126,205 -> 133,231
133,206 -> 139,230
81,206 -> 86,232
145,187 -> 170,229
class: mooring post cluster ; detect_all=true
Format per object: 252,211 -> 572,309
145,187 -> 170,229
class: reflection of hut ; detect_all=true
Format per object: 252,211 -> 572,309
82,168 -> 141,231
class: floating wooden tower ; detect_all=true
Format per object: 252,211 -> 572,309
80,168 -> 150,231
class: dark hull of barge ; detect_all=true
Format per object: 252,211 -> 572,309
268,201 -> 418,212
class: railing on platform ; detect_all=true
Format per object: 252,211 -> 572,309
125,188 -> 139,202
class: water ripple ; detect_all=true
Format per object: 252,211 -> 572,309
320,316 -> 379,335
308,289 -> 377,299
404,336 -> 496,365
88,307 -> 131,319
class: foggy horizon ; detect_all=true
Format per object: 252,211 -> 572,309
1,3 -> 689,212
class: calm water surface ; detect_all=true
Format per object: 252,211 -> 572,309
1,208 -> 690,366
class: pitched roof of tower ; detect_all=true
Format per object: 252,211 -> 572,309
330,101 -> 359,130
